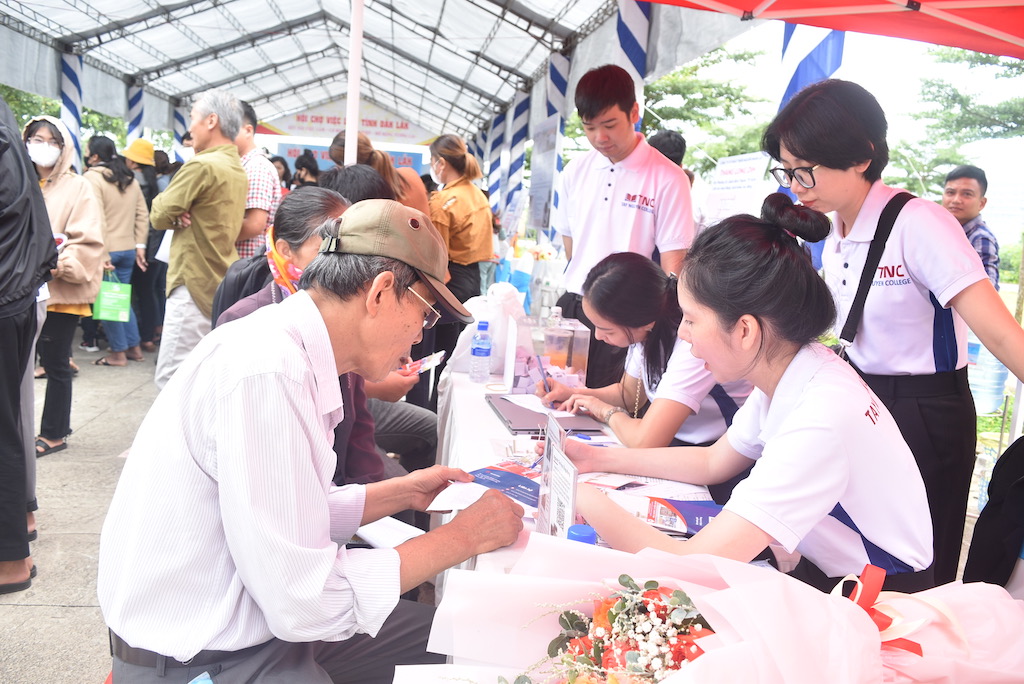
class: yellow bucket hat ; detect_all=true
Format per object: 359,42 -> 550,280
122,138 -> 155,166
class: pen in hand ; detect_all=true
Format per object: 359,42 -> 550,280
537,355 -> 552,394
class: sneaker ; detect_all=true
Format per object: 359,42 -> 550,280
78,340 -> 99,353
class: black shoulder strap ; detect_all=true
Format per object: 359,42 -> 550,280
838,191 -> 914,352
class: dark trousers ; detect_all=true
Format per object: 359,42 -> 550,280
788,556 -> 936,594
0,302 -> 36,561
857,366 -> 976,586
556,291 -> 627,389
133,259 -> 167,343
410,261 -> 481,410
37,311 -> 79,441
111,600 -> 444,684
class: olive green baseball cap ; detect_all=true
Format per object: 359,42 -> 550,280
318,198 -> 473,324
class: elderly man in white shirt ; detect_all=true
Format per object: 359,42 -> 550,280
98,199 -> 525,684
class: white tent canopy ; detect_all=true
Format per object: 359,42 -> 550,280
0,0 -> 751,138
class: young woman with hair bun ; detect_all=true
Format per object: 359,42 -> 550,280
538,252 -> 752,501
568,194 -> 935,592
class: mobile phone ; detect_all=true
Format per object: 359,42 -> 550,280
403,350 -> 446,374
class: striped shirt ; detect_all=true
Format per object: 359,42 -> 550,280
97,291 -> 400,661
962,214 -> 1000,290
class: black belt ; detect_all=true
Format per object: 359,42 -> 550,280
855,365 -> 969,399
109,630 -> 269,670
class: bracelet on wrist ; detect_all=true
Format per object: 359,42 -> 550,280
604,406 -> 627,424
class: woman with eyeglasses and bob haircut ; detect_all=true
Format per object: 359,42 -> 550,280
762,79 -> 1024,587
568,194 -> 936,593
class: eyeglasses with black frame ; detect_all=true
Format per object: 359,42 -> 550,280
769,164 -> 821,189
406,286 -> 441,329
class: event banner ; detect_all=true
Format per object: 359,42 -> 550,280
260,98 -> 436,145
275,143 -> 425,174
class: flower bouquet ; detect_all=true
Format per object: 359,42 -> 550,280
529,574 -> 714,683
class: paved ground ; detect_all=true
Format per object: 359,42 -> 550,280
0,328 -> 991,684
0,334 -> 158,684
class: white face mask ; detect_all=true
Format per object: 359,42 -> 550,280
27,142 -> 61,169
429,167 -> 444,188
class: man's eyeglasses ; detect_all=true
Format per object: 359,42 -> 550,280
27,136 -> 62,149
769,164 -> 821,189
406,286 -> 441,330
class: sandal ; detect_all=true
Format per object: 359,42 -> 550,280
35,438 -> 67,458
93,357 -> 126,367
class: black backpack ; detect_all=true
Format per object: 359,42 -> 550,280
210,253 -> 272,328
963,435 -> 1024,586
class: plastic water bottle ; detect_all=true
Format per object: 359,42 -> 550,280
469,321 -> 492,383
976,451 -> 994,511
969,344 -> 1009,415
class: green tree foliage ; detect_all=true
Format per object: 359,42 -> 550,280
562,48 -> 768,177
1000,242 -> 1020,285
918,49 -> 1024,143
640,48 -> 763,134
685,123 -> 765,178
883,139 -> 969,200
1,83 -> 128,146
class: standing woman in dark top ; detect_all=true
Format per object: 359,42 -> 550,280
411,134 -> 491,409
292,149 -> 320,188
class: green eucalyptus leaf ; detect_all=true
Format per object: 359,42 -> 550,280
514,676 -> 532,684
548,635 -> 569,658
619,574 -> 640,591
644,580 -> 660,591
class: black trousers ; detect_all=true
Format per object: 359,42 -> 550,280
37,311 -> 79,441
556,291 -> 627,389
0,302 -> 36,561
857,366 -> 976,586
420,261 -> 481,410
133,259 -> 167,343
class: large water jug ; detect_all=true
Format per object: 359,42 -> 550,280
969,344 -> 1009,415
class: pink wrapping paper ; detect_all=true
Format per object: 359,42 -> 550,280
429,534 -> 1024,683
878,581 -> 1024,683
429,534 -> 883,683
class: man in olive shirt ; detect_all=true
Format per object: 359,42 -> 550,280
151,89 -> 248,389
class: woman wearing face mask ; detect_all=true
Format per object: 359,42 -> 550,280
568,195 -> 935,592
292,149 -> 320,188
82,135 -> 149,367
538,253 -> 752,502
763,79 -> 1024,587
23,116 -> 104,457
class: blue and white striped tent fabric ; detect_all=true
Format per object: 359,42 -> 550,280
126,84 -> 144,143
59,53 -> 83,173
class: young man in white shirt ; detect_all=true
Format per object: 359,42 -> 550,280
98,200 -> 525,683
554,64 -> 694,388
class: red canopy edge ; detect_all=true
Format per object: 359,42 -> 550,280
655,0 -> 1024,58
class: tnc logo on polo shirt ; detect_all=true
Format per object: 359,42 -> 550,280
872,263 -> 912,287
622,192 -> 655,214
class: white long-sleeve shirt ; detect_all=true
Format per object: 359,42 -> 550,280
98,291 -> 400,661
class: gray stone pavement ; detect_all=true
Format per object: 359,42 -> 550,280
0,332 -> 158,684
0,327 -> 992,683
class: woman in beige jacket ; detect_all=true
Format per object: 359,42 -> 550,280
23,116 -> 104,456
83,136 -> 149,366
